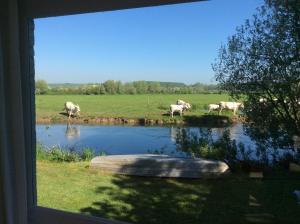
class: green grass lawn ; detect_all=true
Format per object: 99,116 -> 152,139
37,161 -> 300,224
36,94 -> 233,120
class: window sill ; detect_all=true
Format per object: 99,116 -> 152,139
29,206 -> 130,224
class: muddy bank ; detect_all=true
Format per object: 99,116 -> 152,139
36,115 -> 246,127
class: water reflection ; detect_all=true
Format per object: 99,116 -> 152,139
170,126 -> 178,143
37,124 -> 252,157
65,123 -> 80,140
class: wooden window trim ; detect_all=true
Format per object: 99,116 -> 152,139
16,1 -> 205,223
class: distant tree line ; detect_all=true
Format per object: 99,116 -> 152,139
35,80 -> 221,95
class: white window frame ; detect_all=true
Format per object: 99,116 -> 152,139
2,1 -> 204,224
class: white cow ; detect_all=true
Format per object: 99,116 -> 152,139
219,101 -> 243,115
208,104 -> 220,113
64,101 -> 80,118
176,99 -> 191,111
170,104 -> 189,118
260,97 -> 290,105
259,98 -> 267,103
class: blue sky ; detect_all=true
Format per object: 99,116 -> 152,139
34,0 -> 264,84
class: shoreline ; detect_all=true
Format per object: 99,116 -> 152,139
36,115 -> 246,127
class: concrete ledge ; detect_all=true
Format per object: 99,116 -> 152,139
90,154 -> 230,178
289,162 -> 300,172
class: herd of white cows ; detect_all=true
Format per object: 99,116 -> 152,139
65,97 -> 300,119
259,97 -> 300,109
63,99 -> 299,149
63,99 -> 244,119
208,101 -> 244,115
170,99 -> 244,117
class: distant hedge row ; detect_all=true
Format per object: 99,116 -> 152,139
36,80 -> 222,95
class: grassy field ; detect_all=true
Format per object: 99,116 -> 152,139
36,94 -> 233,121
37,161 -> 300,224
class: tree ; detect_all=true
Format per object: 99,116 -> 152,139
148,81 -> 161,93
213,0 -> 300,149
99,84 -> 106,94
123,83 -> 136,94
35,80 -> 48,94
133,81 -> 148,94
103,80 -> 117,94
192,83 -> 205,93
115,81 -> 124,94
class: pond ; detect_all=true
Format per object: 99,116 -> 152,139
36,124 -> 253,157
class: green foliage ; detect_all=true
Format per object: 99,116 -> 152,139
35,79 -> 48,94
36,94 -> 232,120
45,80 -> 220,95
212,130 -> 239,170
37,144 -> 98,162
123,83 -> 137,94
37,161 -> 300,224
36,94 -> 231,120
213,0 -> 300,148
175,128 -> 239,168
98,150 -> 107,156
36,142 -> 48,160
103,80 -> 118,94
175,127 -> 299,171
133,81 -> 148,94
81,148 -> 95,161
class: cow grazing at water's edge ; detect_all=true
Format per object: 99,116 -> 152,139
169,104 -> 189,118
219,101 -> 243,115
176,99 -> 191,111
208,104 -> 220,113
64,101 -> 80,119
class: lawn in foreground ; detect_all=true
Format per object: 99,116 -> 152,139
37,161 -> 300,224
36,94 -> 232,120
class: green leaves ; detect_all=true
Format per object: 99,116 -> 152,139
213,0 -> 300,148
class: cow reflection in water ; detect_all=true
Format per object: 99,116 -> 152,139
170,126 -> 179,143
65,123 -> 80,140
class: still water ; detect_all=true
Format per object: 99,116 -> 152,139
36,124 -> 253,157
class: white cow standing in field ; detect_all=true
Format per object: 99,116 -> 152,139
176,99 -> 191,111
64,101 -> 80,118
208,104 -> 220,113
170,104 -> 189,118
219,101 -> 243,115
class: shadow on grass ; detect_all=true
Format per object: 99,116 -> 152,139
162,112 -> 171,117
59,112 -> 69,117
161,113 -> 232,127
80,160 -> 300,224
183,115 -> 231,127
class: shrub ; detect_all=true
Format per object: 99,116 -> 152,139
36,142 -> 48,160
81,148 -> 94,161
47,147 -> 62,161
98,150 -> 107,156
63,150 -> 81,162
175,127 -> 298,172
36,144 -> 98,162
